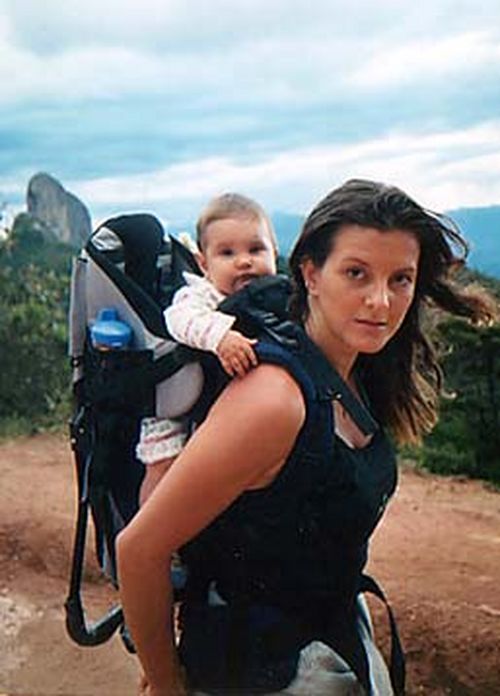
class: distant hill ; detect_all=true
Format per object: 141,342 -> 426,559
6,201 -> 498,278
270,211 -> 303,255
447,206 -> 500,279
271,206 -> 500,279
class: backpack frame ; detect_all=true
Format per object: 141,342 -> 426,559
65,213 -> 204,649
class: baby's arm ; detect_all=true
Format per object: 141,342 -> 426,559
216,330 -> 257,377
165,283 -> 235,352
165,281 -> 258,376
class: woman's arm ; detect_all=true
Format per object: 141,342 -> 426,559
116,363 -> 305,694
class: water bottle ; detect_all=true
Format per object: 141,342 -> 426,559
90,307 -> 133,351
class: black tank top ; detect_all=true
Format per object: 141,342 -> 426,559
179,327 -> 398,693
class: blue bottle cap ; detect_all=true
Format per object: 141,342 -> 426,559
90,307 -> 132,349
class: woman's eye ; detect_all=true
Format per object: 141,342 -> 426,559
393,273 -> 414,287
346,267 -> 365,280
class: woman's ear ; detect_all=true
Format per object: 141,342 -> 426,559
301,259 -> 319,296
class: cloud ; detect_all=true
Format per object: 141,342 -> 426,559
60,120 -> 500,223
0,9 -> 224,105
1,0 -> 499,117
0,16 -> 352,109
349,31 -> 500,89
2,0 -> 500,221
0,31 -> 307,107
1,0 -> 404,53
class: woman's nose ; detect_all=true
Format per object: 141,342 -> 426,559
365,282 -> 390,308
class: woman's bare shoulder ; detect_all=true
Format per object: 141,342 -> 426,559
214,363 -> 305,426
196,364 -> 306,489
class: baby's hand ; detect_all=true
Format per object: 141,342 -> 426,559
216,329 -> 258,377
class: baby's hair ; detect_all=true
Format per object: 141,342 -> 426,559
196,193 -> 278,253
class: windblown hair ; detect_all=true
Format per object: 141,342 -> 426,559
196,192 -> 278,254
289,179 -> 496,445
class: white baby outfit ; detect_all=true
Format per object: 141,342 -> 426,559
136,272 -> 233,465
165,272 -> 234,351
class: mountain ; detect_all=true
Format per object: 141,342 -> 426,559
31,198 -> 500,278
270,206 -> 500,279
26,172 -> 92,249
270,211 -> 304,255
447,206 -> 500,278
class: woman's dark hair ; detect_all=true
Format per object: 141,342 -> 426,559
289,179 -> 496,444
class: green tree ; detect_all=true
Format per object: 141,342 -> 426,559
0,217 -> 72,432
422,318 -> 500,483
3,212 -> 72,273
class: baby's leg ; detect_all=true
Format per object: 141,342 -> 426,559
136,417 -> 187,506
139,455 -> 176,506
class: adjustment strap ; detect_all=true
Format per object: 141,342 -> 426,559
359,574 -> 406,695
326,384 -> 378,437
296,332 -> 379,437
147,345 -> 200,386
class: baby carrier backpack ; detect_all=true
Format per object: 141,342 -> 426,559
64,212 -> 292,650
65,213 -> 208,648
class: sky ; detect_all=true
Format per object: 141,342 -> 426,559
1,0 -> 500,229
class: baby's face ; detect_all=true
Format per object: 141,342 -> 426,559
199,216 -> 277,295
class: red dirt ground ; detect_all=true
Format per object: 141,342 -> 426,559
1,433 -> 499,695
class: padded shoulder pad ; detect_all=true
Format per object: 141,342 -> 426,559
256,338 -> 314,387
218,275 -> 298,349
219,274 -> 291,316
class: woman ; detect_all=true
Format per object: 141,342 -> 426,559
117,179 -> 494,695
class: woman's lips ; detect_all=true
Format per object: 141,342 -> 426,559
355,318 -> 388,329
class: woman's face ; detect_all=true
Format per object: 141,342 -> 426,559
302,224 -> 420,373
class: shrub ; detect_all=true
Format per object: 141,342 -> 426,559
421,319 -> 500,484
0,258 -> 71,432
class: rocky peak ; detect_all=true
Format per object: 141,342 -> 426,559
26,172 -> 91,248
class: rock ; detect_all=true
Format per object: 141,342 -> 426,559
26,172 -> 91,248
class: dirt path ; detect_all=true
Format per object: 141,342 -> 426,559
1,433 -> 499,695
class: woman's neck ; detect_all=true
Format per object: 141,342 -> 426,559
303,315 -> 358,383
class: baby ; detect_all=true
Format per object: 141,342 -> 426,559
137,193 -> 278,504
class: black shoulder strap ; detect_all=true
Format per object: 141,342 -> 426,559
219,274 -> 291,320
219,275 -> 298,349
